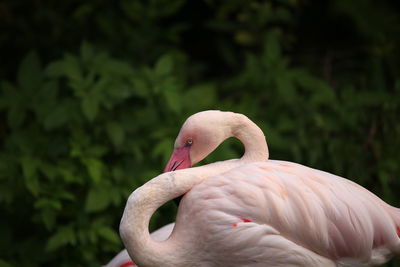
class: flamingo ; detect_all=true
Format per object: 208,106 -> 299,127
104,223 -> 174,267
120,110 -> 400,266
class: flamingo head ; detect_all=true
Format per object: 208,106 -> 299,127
164,110 -> 233,172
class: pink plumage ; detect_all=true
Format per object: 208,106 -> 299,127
120,110 -> 400,266
104,223 -> 174,267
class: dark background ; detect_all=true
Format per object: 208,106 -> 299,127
0,0 -> 399,266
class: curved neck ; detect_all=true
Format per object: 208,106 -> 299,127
120,172 -> 185,266
120,160 -> 251,266
230,113 -> 269,162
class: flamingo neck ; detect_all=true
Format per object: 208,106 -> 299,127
230,113 -> 269,162
119,160 -> 250,266
120,172 -> 183,266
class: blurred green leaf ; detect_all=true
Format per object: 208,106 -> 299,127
43,99 -> 74,129
81,95 -> 99,121
183,84 -> 216,111
83,158 -> 103,183
0,259 -> 13,267
0,81 -> 15,109
46,225 -> 76,251
264,32 -> 281,63
155,54 -> 173,76
106,122 -> 125,147
87,145 -> 109,157
35,199 -> 62,210
81,41 -> 94,63
41,209 -> 57,230
132,77 -> 150,97
85,187 -> 110,212
46,54 -> 83,82
103,60 -> 134,76
63,54 -> 83,82
45,60 -> 66,77
97,226 -> 120,245
20,157 -> 40,195
7,102 -> 25,129
17,51 -> 42,91
163,86 -> 181,113
152,139 -> 174,164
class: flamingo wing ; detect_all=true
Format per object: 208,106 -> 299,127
173,161 -> 400,266
104,223 -> 175,267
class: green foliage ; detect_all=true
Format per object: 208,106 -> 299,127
0,0 -> 399,266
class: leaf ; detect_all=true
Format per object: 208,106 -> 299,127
85,187 -> 110,212
59,168 -> 79,183
264,32 -> 281,63
83,158 -> 103,183
235,31 -> 255,46
1,81 -> 26,128
109,187 -> 122,205
43,99 -> 73,129
41,209 -> 57,231
46,54 -> 83,81
81,41 -> 94,63
97,226 -> 120,244
0,184 -> 14,204
131,77 -> 150,97
63,54 -> 83,81
163,84 -> 181,113
276,74 -> 296,102
183,83 -> 217,110
158,0 -> 185,16
0,81 -> 16,109
34,198 -> 62,210
155,54 -> 173,76
45,60 -> 66,77
87,145 -> 109,157
33,80 -> 59,119
17,51 -> 42,91
103,59 -> 134,76
7,102 -> 26,129
21,157 -> 40,195
106,122 -> 125,147
0,259 -> 13,267
46,226 -> 76,251
152,139 -> 174,164
81,95 -> 99,121
106,84 -> 133,100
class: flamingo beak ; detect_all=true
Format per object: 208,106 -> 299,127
163,146 -> 192,173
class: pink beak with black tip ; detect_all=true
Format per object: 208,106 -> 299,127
163,145 -> 192,173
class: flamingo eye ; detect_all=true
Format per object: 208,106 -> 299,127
186,139 -> 193,146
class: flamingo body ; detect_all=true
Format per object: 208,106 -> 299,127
120,110 -> 400,267
174,161 -> 400,266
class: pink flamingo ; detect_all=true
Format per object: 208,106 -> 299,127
104,223 -> 174,267
120,110 -> 400,266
